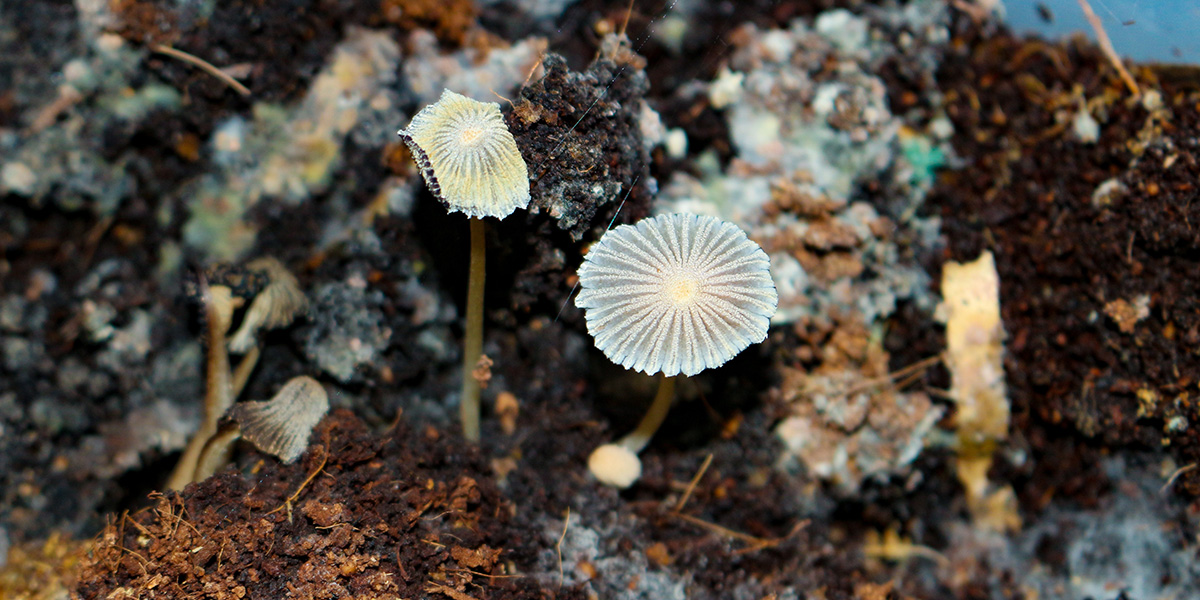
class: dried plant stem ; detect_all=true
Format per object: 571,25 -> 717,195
150,44 -> 251,97
673,453 -> 713,513
1075,0 -> 1139,97
460,217 -> 487,442
616,375 -> 677,453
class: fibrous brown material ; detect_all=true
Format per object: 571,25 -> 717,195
74,411 -> 586,600
379,0 -> 479,46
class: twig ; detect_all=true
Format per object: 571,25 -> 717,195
1075,0 -> 1139,97
116,545 -> 151,574
674,512 -> 808,554
733,520 -> 809,556
122,513 -> 153,538
446,568 -> 523,579
395,546 -> 410,581
1161,462 -> 1197,494
834,354 -> 942,398
489,87 -> 514,107
619,0 -> 636,36
674,513 -> 762,545
266,446 -> 328,519
519,55 -> 545,90
673,453 -> 713,513
150,44 -> 252,97
555,507 -> 571,587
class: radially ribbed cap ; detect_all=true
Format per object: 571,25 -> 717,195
398,89 -> 530,219
575,213 -> 778,377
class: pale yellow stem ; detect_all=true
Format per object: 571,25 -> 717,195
460,217 -> 486,442
166,285 -> 235,490
616,375 -> 677,453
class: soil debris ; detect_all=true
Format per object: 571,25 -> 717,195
75,411 -> 588,600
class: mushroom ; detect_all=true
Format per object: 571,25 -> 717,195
398,89 -> 530,442
166,258 -> 307,490
193,376 -> 330,482
575,213 -> 777,488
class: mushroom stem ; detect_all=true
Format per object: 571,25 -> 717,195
231,345 -> 261,399
192,423 -> 242,483
166,283 -> 236,491
614,375 -> 677,453
460,216 -> 487,442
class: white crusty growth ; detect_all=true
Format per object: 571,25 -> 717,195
575,213 -> 778,377
397,89 -> 530,219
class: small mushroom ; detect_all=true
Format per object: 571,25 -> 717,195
398,89 -> 530,442
166,258 -> 307,490
575,213 -> 777,487
193,376 -> 329,482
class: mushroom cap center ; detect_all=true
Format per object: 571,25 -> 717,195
457,125 -> 485,147
665,272 -> 702,306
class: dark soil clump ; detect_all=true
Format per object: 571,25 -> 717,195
929,22 -> 1200,495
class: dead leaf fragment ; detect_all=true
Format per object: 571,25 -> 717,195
472,354 -> 494,389
494,391 -> 519,434
1104,295 -> 1150,333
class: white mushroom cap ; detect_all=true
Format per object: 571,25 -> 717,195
587,443 -> 642,488
575,213 -> 777,377
398,89 -> 531,219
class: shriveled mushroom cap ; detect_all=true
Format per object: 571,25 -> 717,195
575,213 -> 777,377
228,257 -> 308,353
398,89 -> 530,219
229,376 -> 329,463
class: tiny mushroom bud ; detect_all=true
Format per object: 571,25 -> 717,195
587,443 -> 642,489
576,213 -> 777,487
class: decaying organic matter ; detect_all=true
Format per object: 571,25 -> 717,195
3,1 -> 1200,599
76,411 -> 588,600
